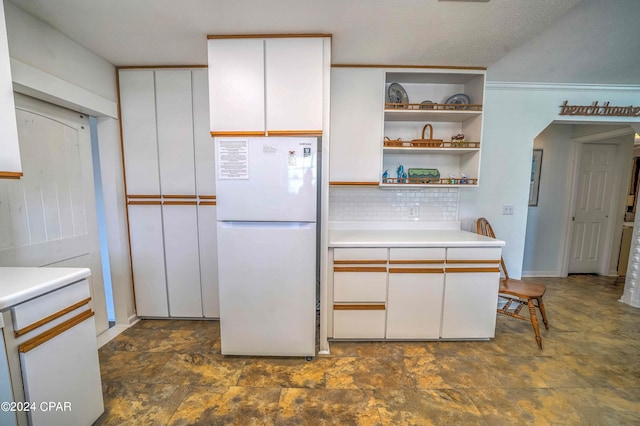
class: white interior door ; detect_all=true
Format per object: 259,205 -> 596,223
0,94 -> 108,335
569,144 -> 617,274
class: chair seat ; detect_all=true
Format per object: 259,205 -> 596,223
500,278 -> 546,298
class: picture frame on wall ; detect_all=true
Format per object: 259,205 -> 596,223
529,149 -> 543,206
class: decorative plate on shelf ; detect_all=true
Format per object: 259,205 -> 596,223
387,83 -> 409,107
420,100 -> 435,109
444,93 -> 471,110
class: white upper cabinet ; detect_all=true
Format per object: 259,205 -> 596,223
119,70 -> 161,195
265,38 -> 324,133
0,4 -> 21,178
155,70 -> 196,195
192,69 -> 216,196
208,38 -> 265,134
208,36 -> 327,135
329,67 -> 385,183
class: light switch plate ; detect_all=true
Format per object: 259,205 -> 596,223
502,204 -> 514,215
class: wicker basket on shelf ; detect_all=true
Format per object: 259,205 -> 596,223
383,137 -> 404,147
411,124 -> 443,147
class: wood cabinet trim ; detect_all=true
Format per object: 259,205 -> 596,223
128,201 -> 162,205
198,201 -> 217,206
208,34 -> 332,40
0,171 -> 23,179
329,181 -> 380,186
333,260 -> 387,265
445,267 -> 500,273
389,268 -> 444,274
210,131 -> 266,137
334,266 -> 387,273
333,304 -> 385,311
198,195 -> 217,200
127,194 -> 162,199
18,309 -> 94,353
267,130 -> 323,137
14,297 -> 92,338
389,260 -> 445,264
446,259 -> 501,264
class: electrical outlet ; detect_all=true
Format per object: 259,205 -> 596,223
502,204 -> 514,215
409,203 -> 420,219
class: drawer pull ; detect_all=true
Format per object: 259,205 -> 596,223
334,304 -> 385,311
445,267 -> 500,273
389,260 -> 444,264
334,267 -> 387,273
446,259 -> 501,264
18,309 -> 94,353
389,268 -> 444,274
333,260 -> 387,265
14,297 -> 92,338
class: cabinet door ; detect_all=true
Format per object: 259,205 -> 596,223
192,69 -> 216,196
128,203 -> 168,317
386,270 -> 444,339
265,38 -> 324,133
198,203 -> 219,317
329,68 -> 384,183
20,315 -> 103,426
0,5 -> 20,177
441,269 -> 500,339
386,248 -> 445,339
156,70 -> 196,195
208,38 -> 265,133
119,70 -> 160,195
163,204 -> 202,317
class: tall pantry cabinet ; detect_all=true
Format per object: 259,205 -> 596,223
119,68 -> 219,318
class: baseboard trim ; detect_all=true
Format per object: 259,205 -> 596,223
97,324 -> 129,348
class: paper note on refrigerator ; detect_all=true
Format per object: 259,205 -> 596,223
217,139 -> 249,179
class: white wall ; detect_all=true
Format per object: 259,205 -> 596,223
458,83 -> 640,279
3,2 -> 135,328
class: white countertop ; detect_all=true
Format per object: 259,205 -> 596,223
329,229 -> 505,248
0,267 -> 91,311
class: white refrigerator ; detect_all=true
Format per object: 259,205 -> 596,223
215,137 -> 317,356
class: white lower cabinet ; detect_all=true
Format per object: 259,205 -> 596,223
2,278 -> 103,426
333,306 -> 386,339
386,248 -> 445,339
330,245 -> 501,341
441,247 -> 501,339
332,248 -> 387,339
128,203 -> 169,317
163,204 -> 202,317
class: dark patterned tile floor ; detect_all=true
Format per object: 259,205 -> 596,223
94,275 -> 640,425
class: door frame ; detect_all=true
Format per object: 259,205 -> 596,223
560,128 -> 634,277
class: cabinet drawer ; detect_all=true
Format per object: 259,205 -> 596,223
446,247 -> 502,262
333,305 -> 385,339
334,248 -> 387,262
389,248 -> 445,262
334,269 -> 387,302
12,279 -> 91,335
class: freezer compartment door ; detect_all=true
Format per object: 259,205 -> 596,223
215,137 -> 317,222
217,221 -> 316,356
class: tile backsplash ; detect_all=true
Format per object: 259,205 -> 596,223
329,186 -> 459,221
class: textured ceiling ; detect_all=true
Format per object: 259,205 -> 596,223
7,0 -> 582,67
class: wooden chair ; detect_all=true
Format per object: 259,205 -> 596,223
476,217 -> 549,349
